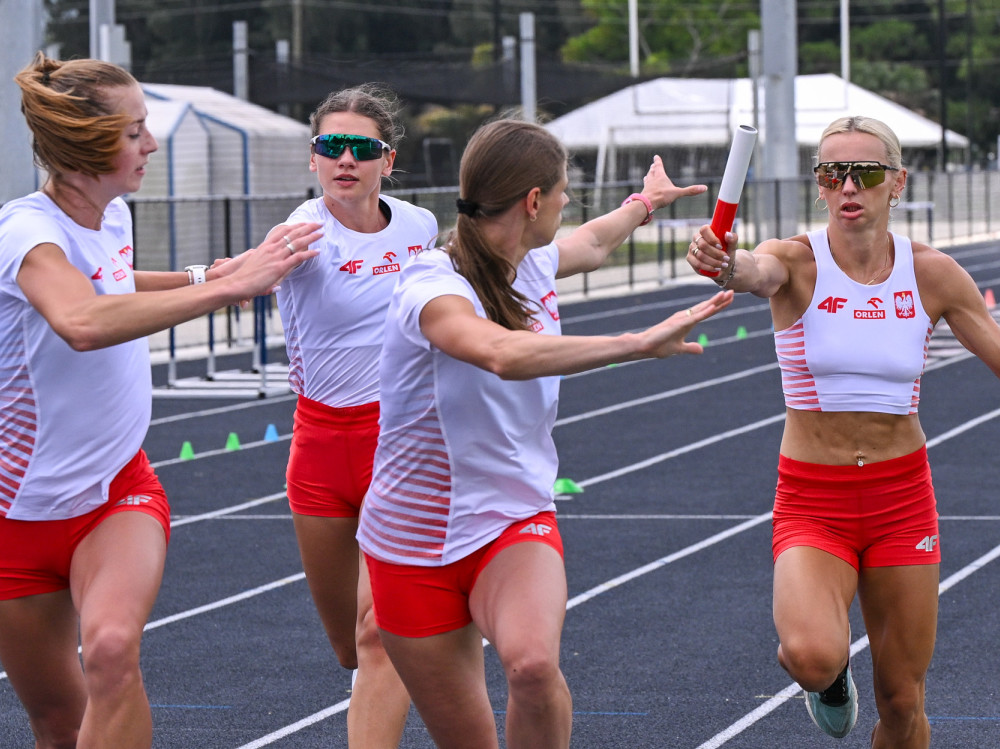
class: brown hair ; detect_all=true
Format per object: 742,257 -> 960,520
817,116 -> 903,169
309,83 -> 404,146
447,119 -> 567,330
14,52 -> 138,179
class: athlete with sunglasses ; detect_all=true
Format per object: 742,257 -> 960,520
687,115 -> 1000,748
265,85 -> 438,748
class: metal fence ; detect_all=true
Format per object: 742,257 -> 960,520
134,169 -> 999,393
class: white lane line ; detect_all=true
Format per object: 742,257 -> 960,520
556,363 -> 778,426
577,414 -> 787,488
151,436 -> 290,469
169,492 -> 288,528
693,409 -> 1000,748
149,394 -> 295,426
144,573 -> 305,633
694,541 -> 1000,749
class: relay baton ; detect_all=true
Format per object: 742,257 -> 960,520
699,124 -> 757,277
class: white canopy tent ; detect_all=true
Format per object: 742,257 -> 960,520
545,74 -> 969,185
135,84 -> 315,271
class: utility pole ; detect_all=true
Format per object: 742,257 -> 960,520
760,0 -> 798,239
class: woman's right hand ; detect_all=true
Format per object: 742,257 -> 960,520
687,225 -> 736,278
228,222 -> 323,299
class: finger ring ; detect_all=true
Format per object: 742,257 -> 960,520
693,246 -> 700,257
686,308 -> 693,316
283,235 -> 295,253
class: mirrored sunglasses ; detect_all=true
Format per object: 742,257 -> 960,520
814,161 -> 899,190
310,133 -> 391,161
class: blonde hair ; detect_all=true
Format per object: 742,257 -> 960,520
447,119 -> 567,331
817,116 -> 903,169
14,52 -> 138,179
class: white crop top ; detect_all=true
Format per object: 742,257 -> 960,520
773,229 -> 933,415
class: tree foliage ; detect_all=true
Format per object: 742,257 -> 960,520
40,0 -> 1000,159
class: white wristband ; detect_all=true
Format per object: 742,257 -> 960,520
185,265 -> 208,285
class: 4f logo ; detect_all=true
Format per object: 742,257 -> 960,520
915,534 -> 938,552
818,296 -> 847,314
340,259 -> 364,274
519,522 -> 552,536
115,494 -> 152,507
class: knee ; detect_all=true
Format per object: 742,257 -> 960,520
81,623 -> 143,696
777,639 -> 846,693
354,603 -> 380,651
504,650 -> 563,702
875,680 -> 925,731
30,713 -> 80,749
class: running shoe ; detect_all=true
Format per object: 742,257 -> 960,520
805,664 -> 858,739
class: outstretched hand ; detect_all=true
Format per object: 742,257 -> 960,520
639,289 -> 734,358
225,222 -> 322,302
643,155 -> 708,211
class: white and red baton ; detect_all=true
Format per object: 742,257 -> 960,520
700,124 -> 757,277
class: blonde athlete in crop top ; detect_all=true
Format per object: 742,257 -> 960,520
687,116 -> 1000,748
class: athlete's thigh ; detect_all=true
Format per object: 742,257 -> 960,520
69,512 -> 167,637
773,546 -> 858,643
469,541 -> 567,660
379,624 -> 497,749
0,590 -> 87,726
858,564 -> 939,680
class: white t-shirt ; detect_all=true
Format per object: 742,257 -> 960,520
357,242 -> 563,566
0,193 -> 151,520
276,195 -> 438,407
775,229 -> 933,414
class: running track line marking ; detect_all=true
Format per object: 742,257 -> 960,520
233,406 -> 1000,748
694,541 -> 1000,749
692,405 -> 1000,748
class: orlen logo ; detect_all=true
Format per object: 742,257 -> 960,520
340,259 -> 364,274
894,290 -> 916,319
373,251 -> 401,276
818,296 -> 847,314
854,297 -> 885,319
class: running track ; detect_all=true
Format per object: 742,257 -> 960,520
2,240 -> 999,748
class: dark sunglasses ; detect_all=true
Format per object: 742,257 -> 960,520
814,161 -> 899,190
310,133 -> 391,161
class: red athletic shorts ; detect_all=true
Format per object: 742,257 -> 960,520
0,449 -> 170,600
365,511 -> 564,637
286,396 -> 380,518
772,446 -> 940,571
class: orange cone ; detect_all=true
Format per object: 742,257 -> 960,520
985,288 -> 996,310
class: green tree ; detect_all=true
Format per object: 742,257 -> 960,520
561,0 -> 759,76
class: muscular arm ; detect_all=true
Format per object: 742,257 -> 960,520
17,223 -> 321,351
919,247 -> 1000,378
556,155 -> 707,278
417,290 -> 732,380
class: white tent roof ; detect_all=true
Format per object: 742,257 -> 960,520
142,83 -> 309,137
545,74 -> 968,151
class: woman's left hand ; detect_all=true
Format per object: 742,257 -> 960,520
642,155 -> 708,211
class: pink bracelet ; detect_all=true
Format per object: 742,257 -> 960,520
621,193 -> 654,226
